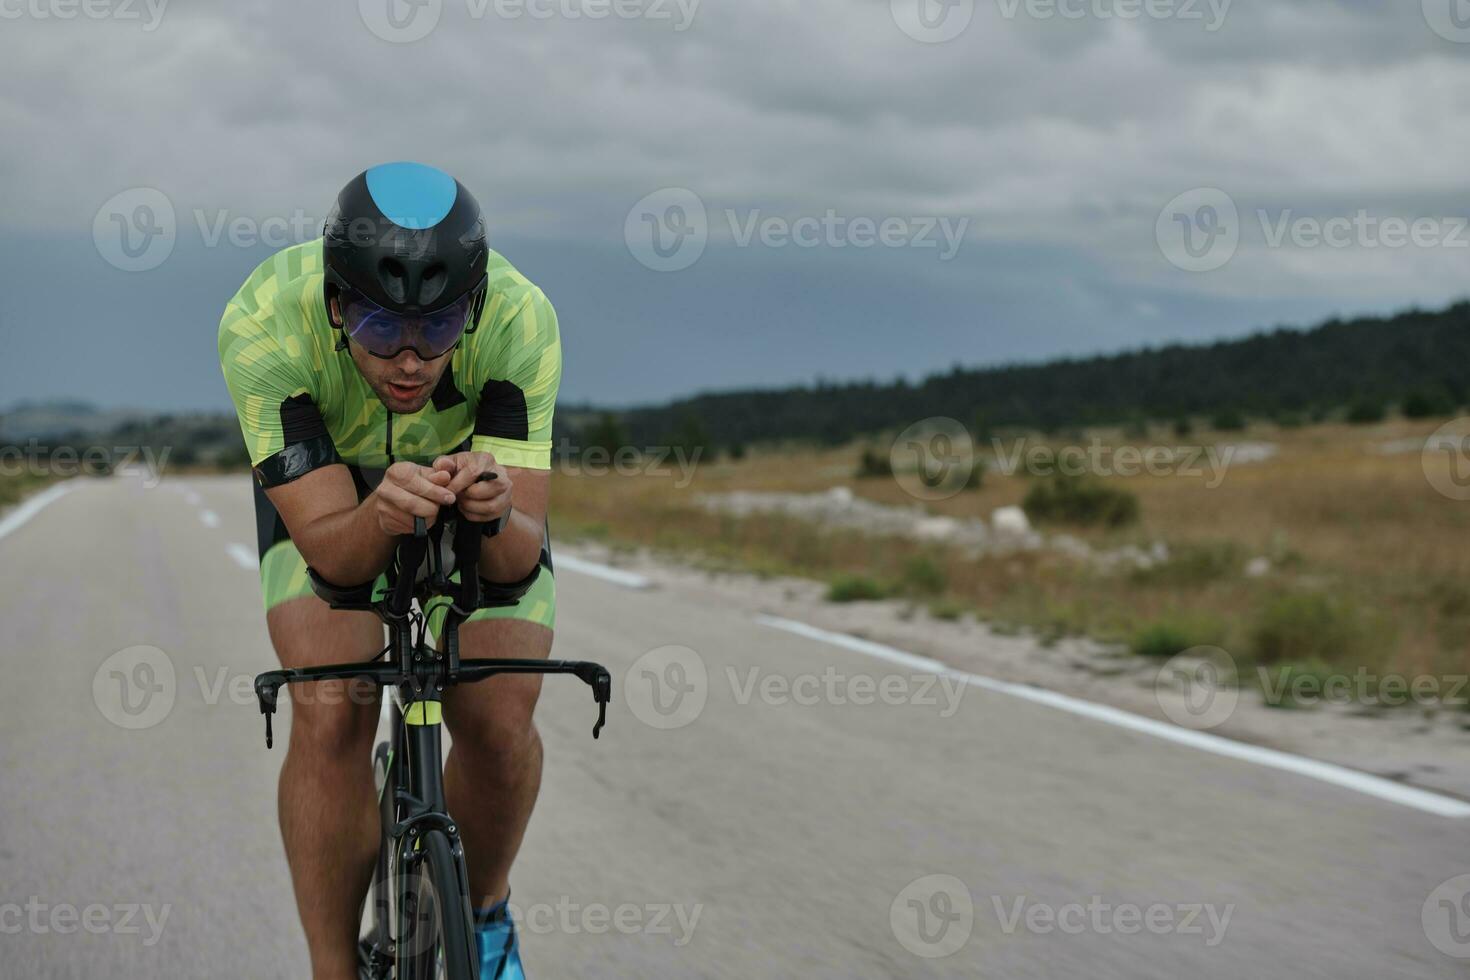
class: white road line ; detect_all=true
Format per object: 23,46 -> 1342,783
555,555 -> 651,589
0,481 -> 79,542
200,510 -> 220,528
226,544 -> 258,570
756,614 -> 1470,820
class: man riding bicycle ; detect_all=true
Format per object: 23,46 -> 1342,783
219,162 -> 557,980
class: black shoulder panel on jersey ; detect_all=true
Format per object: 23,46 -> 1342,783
254,437 -> 342,488
432,362 -> 467,411
255,394 -> 342,488
474,379 -> 529,441
280,393 -> 330,445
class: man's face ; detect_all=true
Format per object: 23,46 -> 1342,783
334,295 -> 452,414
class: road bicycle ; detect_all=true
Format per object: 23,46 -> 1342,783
253,512 -> 611,979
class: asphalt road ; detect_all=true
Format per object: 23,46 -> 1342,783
1,475 -> 1467,978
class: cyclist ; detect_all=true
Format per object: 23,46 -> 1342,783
219,162 -> 558,980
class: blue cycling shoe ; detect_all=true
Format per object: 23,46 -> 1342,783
475,896 -> 525,980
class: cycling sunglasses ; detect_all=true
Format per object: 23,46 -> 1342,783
337,286 -> 481,361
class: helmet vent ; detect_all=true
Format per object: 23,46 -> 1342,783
378,257 -> 408,305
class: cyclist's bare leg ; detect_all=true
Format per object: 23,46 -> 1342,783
267,596 -> 384,980
442,617 -> 553,909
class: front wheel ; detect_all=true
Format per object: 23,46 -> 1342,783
397,829 -> 478,980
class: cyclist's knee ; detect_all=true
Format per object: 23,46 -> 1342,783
286,685 -> 379,756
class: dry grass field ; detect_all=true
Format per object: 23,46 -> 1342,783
550,415 -> 1470,694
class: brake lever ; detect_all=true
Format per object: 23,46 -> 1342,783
573,663 -> 612,739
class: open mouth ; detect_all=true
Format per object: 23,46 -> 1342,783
386,381 -> 426,401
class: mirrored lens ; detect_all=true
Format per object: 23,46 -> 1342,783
340,291 -> 474,359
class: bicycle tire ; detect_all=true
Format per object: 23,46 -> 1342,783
397,829 -> 478,980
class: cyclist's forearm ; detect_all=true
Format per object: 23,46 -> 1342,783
478,508 -> 543,583
293,493 -> 397,586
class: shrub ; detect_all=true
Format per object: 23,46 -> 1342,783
1129,613 -> 1225,659
1022,474 -> 1140,528
854,448 -> 892,479
1248,592 -> 1367,666
1173,417 -> 1194,437
1211,410 -> 1247,432
1345,400 -> 1385,425
1402,390 -> 1454,420
900,555 -> 948,596
826,575 -> 889,603
1132,541 -> 1240,588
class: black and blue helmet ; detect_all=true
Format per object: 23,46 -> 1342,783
322,162 -> 488,333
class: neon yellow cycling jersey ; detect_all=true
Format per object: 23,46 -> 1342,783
219,238 -> 561,486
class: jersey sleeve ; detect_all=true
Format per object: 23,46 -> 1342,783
218,302 -> 339,486
468,287 -> 562,471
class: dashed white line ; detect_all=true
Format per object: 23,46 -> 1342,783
0,481 -> 79,542
226,544 -> 258,570
756,614 -> 1470,820
555,555 -> 651,589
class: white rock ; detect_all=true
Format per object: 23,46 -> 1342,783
1244,556 -> 1271,578
914,517 -> 961,541
991,506 -> 1031,536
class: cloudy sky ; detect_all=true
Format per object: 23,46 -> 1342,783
2,0 -> 1468,410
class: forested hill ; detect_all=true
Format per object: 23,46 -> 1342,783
585,302 -> 1470,449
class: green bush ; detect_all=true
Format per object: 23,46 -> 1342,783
1249,592 -> 1367,666
1022,474 -> 1140,528
900,555 -> 948,596
1132,541 -> 1240,588
1402,390 -> 1454,420
1129,613 -> 1225,659
1345,400 -> 1386,425
854,448 -> 892,479
1211,410 -> 1247,432
826,575 -> 890,603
